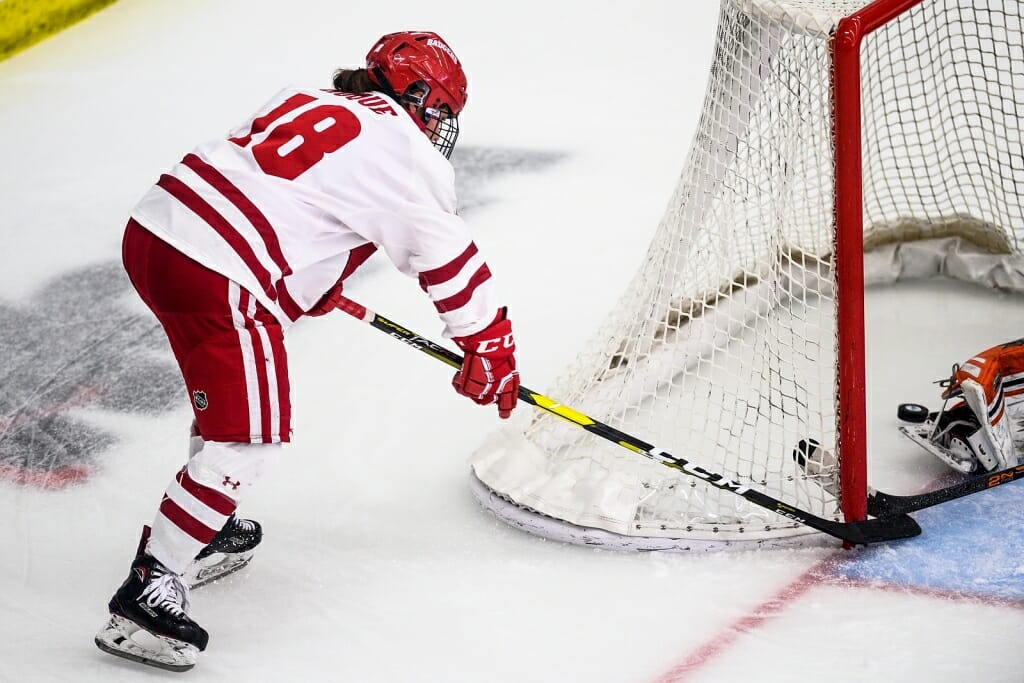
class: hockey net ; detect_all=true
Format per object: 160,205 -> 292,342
470,0 -> 1024,549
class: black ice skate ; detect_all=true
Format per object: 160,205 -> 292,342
897,401 -> 985,474
184,513 -> 263,589
95,531 -> 208,672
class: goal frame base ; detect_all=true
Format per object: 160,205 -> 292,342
469,470 -> 834,553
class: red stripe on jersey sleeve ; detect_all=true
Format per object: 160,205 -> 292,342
433,264 -> 492,314
418,242 -> 479,292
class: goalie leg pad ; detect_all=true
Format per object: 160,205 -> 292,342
959,378 -> 1014,471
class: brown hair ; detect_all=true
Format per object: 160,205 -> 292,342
332,68 -> 378,93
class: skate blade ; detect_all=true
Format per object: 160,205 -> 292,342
95,614 -> 198,672
185,550 -> 254,589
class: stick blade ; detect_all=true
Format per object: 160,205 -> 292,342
832,513 -> 922,545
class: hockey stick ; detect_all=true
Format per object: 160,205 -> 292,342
867,464 -> 1024,516
333,295 -> 921,546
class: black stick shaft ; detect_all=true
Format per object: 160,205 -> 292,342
868,464 -> 1024,516
335,295 -> 920,545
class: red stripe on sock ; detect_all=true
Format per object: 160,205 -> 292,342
178,467 -> 237,516
158,497 -> 219,545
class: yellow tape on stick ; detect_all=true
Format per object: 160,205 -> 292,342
0,0 -> 117,61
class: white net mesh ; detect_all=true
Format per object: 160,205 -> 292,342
470,0 -> 1024,546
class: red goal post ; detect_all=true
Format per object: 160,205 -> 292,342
831,0 -> 934,524
833,0 -> 1024,522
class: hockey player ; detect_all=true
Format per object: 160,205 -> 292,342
898,338 -> 1024,474
95,31 -> 520,671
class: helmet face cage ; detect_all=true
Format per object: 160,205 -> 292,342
402,85 -> 459,159
426,109 -> 459,159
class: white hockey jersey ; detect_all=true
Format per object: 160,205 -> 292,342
130,87 -> 497,338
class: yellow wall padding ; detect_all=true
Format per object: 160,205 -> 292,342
0,0 -> 118,61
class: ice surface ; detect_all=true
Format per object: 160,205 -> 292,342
0,2 -> 1022,682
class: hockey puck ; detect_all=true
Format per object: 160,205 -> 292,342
792,438 -> 820,467
897,403 -> 929,423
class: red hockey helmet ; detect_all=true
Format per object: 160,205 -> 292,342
366,31 -> 467,158
366,31 -> 468,115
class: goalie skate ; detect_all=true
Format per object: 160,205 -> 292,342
896,398 -> 987,473
898,420 -> 978,474
183,514 -> 262,589
95,613 -> 200,672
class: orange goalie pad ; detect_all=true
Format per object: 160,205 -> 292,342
943,338 -> 1024,425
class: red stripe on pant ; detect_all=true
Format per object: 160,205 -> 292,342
267,325 -> 291,440
237,289 -> 274,442
251,325 -> 273,441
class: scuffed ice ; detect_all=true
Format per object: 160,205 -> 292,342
0,263 -> 182,487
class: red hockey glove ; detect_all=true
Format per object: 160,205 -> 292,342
452,309 -> 519,419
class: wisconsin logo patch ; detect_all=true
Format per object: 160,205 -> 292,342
192,390 -> 209,411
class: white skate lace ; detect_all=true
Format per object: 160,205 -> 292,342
142,569 -> 192,617
233,518 -> 256,532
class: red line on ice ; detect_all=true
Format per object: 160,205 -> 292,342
652,558 -> 834,683
652,540 -> 1024,682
